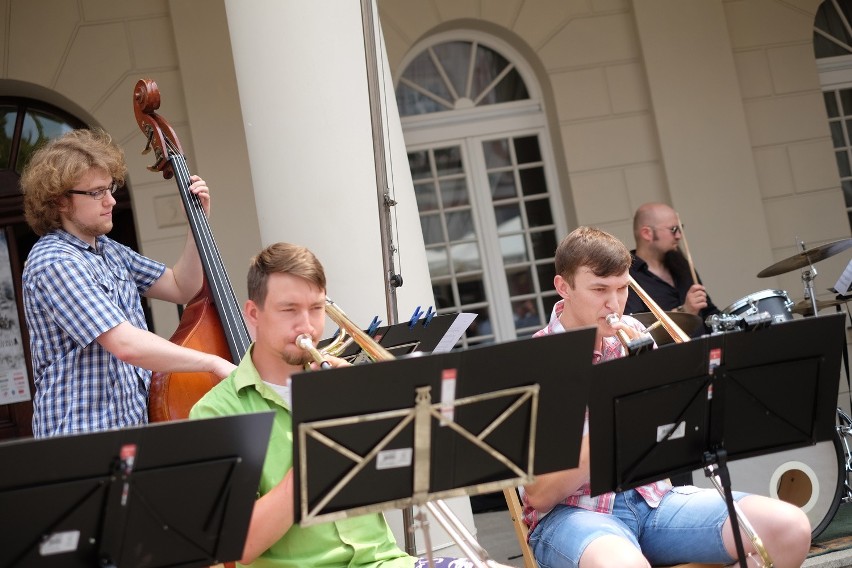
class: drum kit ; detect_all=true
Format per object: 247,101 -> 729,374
690,237 -> 852,538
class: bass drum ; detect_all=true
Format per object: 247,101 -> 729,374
691,435 -> 844,538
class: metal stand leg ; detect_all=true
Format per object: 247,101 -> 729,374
837,408 -> 852,503
413,499 -> 515,568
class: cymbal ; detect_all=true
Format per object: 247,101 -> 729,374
757,238 -> 852,277
791,297 -> 848,316
629,311 -> 703,345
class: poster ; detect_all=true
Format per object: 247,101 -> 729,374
0,231 -> 30,404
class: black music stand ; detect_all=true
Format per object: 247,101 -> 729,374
290,327 -> 595,526
0,413 -> 273,568
589,313 -> 844,567
318,313 -> 470,362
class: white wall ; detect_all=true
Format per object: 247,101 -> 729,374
378,0 -> 849,311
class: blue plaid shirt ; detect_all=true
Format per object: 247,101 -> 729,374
23,230 -> 165,437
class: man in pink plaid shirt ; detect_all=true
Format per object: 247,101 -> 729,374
521,226 -> 810,568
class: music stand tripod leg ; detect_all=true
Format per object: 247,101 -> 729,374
703,451 -> 750,568
422,500 -> 514,568
411,508 -> 436,567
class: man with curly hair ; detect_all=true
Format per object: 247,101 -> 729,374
20,128 -> 235,437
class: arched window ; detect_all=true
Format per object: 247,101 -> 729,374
397,40 -> 529,116
815,1 -> 852,230
397,33 -> 567,347
0,102 -> 80,194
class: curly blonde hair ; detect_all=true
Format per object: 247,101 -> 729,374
20,129 -> 127,236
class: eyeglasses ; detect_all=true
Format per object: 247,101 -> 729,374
651,225 -> 683,235
67,181 -> 119,200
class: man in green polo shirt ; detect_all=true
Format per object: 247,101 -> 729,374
189,242 -> 415,567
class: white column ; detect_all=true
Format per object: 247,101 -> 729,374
223,0 -> 433,327
223,0 -> 474,559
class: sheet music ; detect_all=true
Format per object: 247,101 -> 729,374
432,312 -> 477,353
834,258 -> 852,295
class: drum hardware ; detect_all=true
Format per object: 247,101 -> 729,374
790,297 -> 848,317
705,311 -> 773,334
705,313 -> 742,333
757,238 -> 852,318
835,407 -> 852,504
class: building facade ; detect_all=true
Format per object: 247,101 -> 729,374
0,0 -> 848,556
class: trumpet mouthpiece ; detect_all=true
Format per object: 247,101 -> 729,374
296,334 -> 313,349
605,313 -> 620,326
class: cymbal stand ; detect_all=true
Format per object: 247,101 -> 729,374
797,239 -> 820,317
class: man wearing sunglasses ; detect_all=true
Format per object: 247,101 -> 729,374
20,128 -> 236,437
625,202 -> 720,335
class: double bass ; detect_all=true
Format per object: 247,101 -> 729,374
133,78 -> 251,421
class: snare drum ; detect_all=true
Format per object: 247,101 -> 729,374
723,289 -> 794,325
691,433 -> 844,538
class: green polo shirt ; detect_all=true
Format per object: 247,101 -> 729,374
189,346 -> 414,568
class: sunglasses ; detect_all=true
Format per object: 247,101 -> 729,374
650,225 -> 682,235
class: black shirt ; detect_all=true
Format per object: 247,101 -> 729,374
625,249 -> 720,334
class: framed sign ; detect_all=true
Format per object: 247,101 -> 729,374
0,230 -> 29,405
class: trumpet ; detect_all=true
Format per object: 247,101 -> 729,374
628,278 -> 772,567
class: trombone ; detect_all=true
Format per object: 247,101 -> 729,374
621,277 -> 773,568
626,275 -> 691,343
606,276 -> 689,356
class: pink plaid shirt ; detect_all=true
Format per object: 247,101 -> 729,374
522,300 -> 672,533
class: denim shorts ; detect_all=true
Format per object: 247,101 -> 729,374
528,486 -> 746,568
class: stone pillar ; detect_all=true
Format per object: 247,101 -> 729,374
223,0 -> 434,326
633,0 -> 780,304
223,0 -> 473,558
